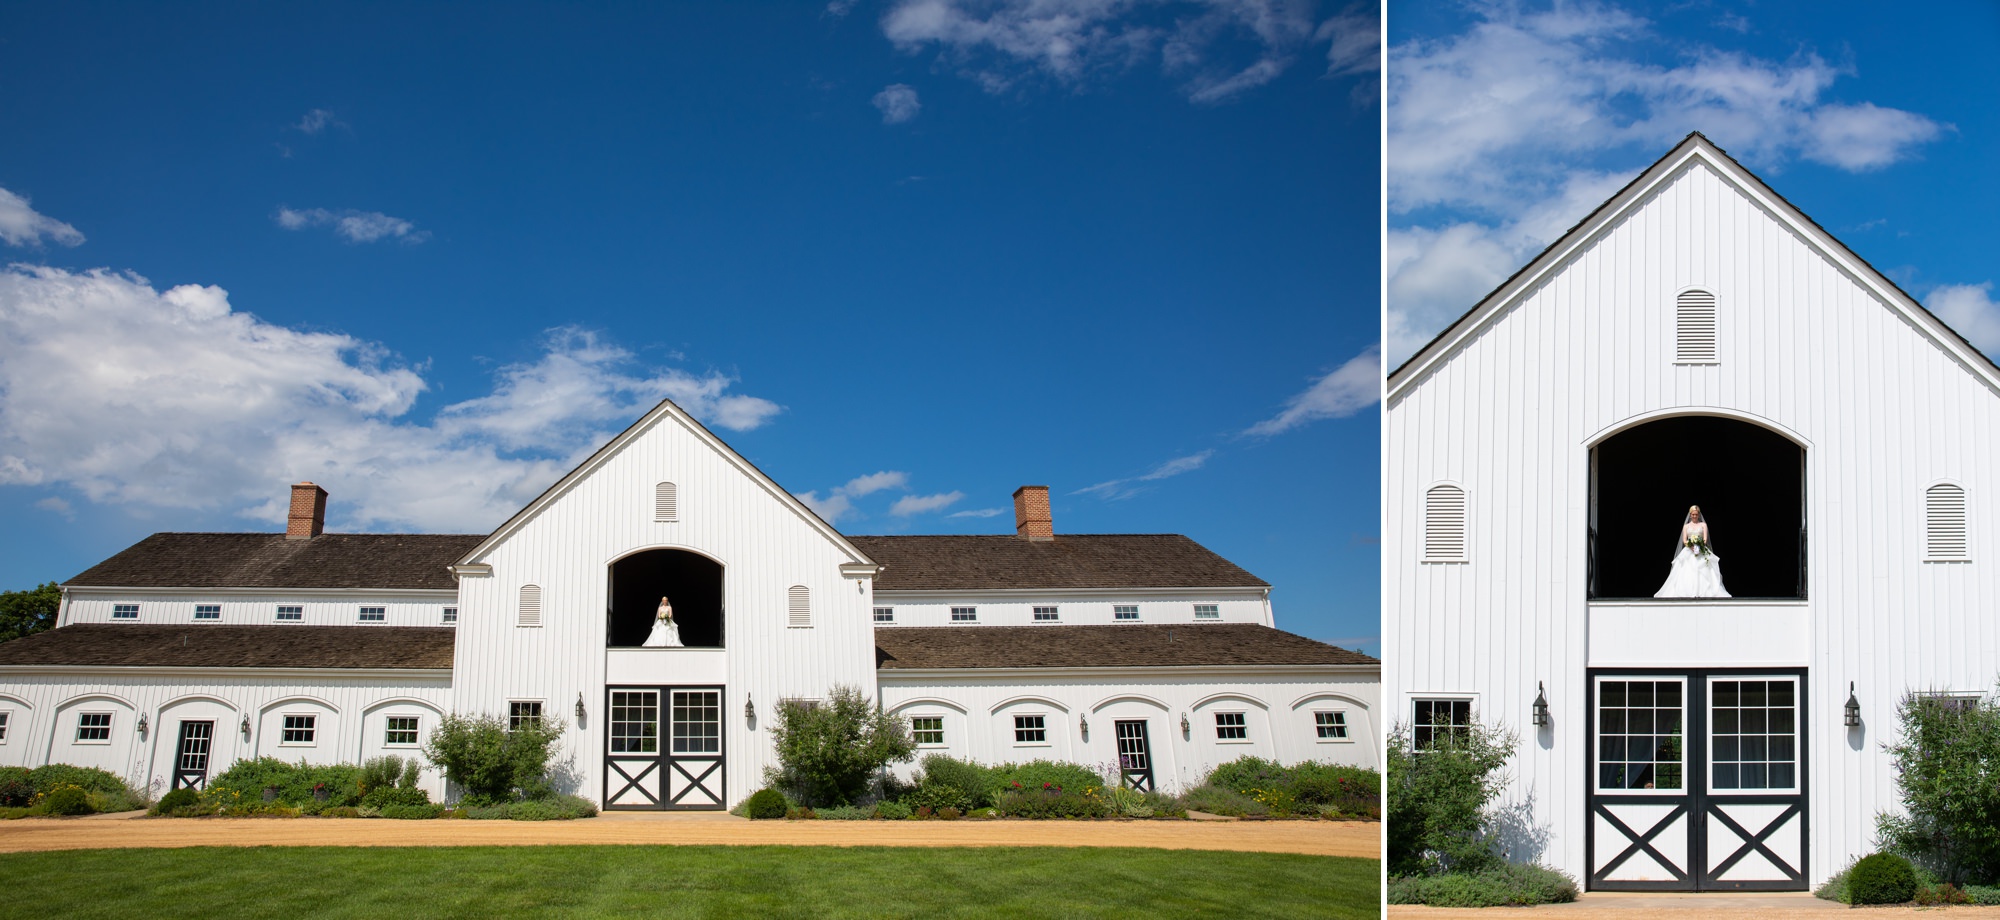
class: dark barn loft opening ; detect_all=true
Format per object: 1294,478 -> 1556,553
1591,416 -> 1805,599
608,549 -> 724,647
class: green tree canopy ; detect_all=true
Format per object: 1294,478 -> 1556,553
0,582 -> 60,643
766,684 -> 916,807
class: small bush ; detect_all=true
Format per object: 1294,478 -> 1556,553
745,788 -> 789,820
1387,864 -> 1579,907
378,803 -> 445,820
150,787 -> 200,816
874,800 -> 911,820
1206,757 -> 1292,796
1182,784 -> 1267,817
1386,717 -> 1516,876
1877,690 -> 2000,884
1849,852 -> 1918,905
990,761 -> 1103,800
765,685 -> 916,808
1915,882 -> 1971,906
26,764 -> 132,797
423,713 -> 565,804
1963,884 -> 2000,905
816,804 -> 871,820
0,768 -> 34,807
36,785 -> 94,816
936,806 -> 960,820
1813,857 -> 1854,903
992,784 -> 1111,819
209,758 -> 363,809
505,795 -> 595,821
904,783 -> 967,813
913,755 -> 993,809
322,806 -> 363,818
361,785 -> 431,809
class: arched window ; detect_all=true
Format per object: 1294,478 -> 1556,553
1926,483 -> 1968,561
518,585 -> 542,628
655,482 -> 678,522
788,586 -> 811,628
1424,485 -> 1467,563
1676,290 -> 1717,364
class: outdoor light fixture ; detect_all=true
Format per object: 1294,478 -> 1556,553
745,694 -> 756,723
240,715 -> 252,740
1845,682 -> 1861,728
576,692 -> 587,723
1079,714 -> 1089,739
1180,713 -> 1191,734
1532,682 -> 1550,728
136,713 -> 148,738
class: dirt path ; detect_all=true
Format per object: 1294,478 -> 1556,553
1392,893 -> 2000,918
0,812 -> 1377,858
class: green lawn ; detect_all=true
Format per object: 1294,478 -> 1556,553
0,845 -> 1378,919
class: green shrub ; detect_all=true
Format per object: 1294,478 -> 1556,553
504,795 -> 595,821
992,784 -> 1111,819
208,758 -> 364,808
1106,785 -> 1183,818
0,767 -> 33,807
359,755 -> 423,796
936,806 -> 960,820
35,785 -> 93,816
765,686 -> 916,807
874,800 -> 911,820
745,788 -> 789,820
990,761 -> 1102,800
362,785 -> 431,809
1206,757 -> 1292,796
322,806 -> 363,818
456,803 -> 514,820
904,783 -> 967,813
816,804 -> 871,820
1386,716 -> 1515,876
1182,784 -> 1267,817
1963,884 -> 2000,905
1915,881 -> 1971,905
1849,852 -> 1918,905
378,803 -> 445,820
788,806 -> 817,820
0,806 -> 33,820
150,787 -> 200,816
1387,863 -> 1579,907
1877,690 -> 2000,884
913,755 -> 992,809
423,713 -> 565,805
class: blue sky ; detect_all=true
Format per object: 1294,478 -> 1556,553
1388,0 -> 2000,368
0,3 -> 1381,651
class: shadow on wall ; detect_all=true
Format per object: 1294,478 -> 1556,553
1486,789 -> 1553,865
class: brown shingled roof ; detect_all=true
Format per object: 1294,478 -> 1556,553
850,535 -> 1269,591
873,623 -> 1372,670
65,533 -> 485,590
0,624 -> 455,670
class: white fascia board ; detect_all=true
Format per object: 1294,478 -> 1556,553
0,665 -> 454,681
876,664 -> 1378,683
455,396 -> 878,568
840,564 -> 884,578
450,564 -> 493,578
874,586 -> 1272,601
63,586 -> 458,599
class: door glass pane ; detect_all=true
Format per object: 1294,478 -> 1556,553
1709,678 -> 1799,792
1596,679 -> 1685,791
610,691 -> 659,754
672,691 -> 720,754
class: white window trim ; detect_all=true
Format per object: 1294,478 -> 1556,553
1705,674 -> 1801,797
1313,709 -> 1353,743
1012,713 -> 1050,746
0,709 -> 12,744
950,606 -> 978,623
383,715 -> 421,747
279,713 -> 319,747
358,606 -> 387,623
1193,604 -> 1221,620
1113,605 -> 1140,621
193,605 -> 221,621
910,715 -> 946,747
508,699 -> 546,731
1589,676 -> 1688,797
74,711 -> 113,744
275,605 -> 304,622
442,607 -> 458,624
873,607 -> 894,623
112,604 -> 139,620
1213,711 -> 1251,743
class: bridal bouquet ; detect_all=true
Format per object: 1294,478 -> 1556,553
1684,534 -> 1712,558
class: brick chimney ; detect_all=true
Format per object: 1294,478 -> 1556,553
287,482 -> 328,540
1012,485 -> 1053,541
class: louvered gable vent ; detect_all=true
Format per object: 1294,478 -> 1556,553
1926,484 -> 1968,560
518,585 -> 542,627
788,586 -> 810,627
1676,290 -> 1717,363
1424,485 -> 1468,562
655,482 -> 678,522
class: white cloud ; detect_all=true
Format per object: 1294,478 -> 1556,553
0,265 -> 780,533
275,207 -> 430,244
872,83 -> 923,123
1386,3 -> 1948,365
840,470 -> 910,497
1317,3 -> 1378,77
1075,449 -> 1214,500
827,0 -> 860,18
0,187 -> 85,248
949,507 -> 1006,518
891,490 -> 964,516
35,496 -> 74,519
881,0 -> 1368,103
293,108 -> 342,135
794,490 -> 854,523
1246,345 -> 1380,435
1930,283 -> 2000,359
793,470 -> 914,523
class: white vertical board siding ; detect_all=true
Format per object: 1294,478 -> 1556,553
872,591 -> 1273,628
879,667 -> 1380,788
63,591 -> 459,628
0,670 -> 451,798
1388,158 -> 2000,886
455,407 -> 877,808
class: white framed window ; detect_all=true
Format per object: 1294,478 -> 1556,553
1926,483 -> 1969,561
1423,484 -> 1468,562
442,607 -> 458,624
359,606 -> 386,623
281,714 -> 317,746
1411,698 -> 1473,750
1920,692 -> 1983,713
1594,678 -> 1685,794
788,586 -> 811,628
910,716 -> 944,746
1707,677 -> 1796,794
0,710 -> 10,743
1675,289 -> 1718,364
654,481 -> 679,522
518,585 -> 542,628
1314,711 -> 1349,740
1194,604 -> 1220,620
384,716 -> 419,746
1033,606 -> 1059,622
1013,714 -> 1047,744
194,604 -> 220,621
872,607 -> 894,623
1113,605 -> 1138,621
276,605 -> 303,622
1215,711 -> 1248,741
950,606 -> 977,623
112,604 -> 138,620
508,700 -> 544,732
75,712 -> 112,743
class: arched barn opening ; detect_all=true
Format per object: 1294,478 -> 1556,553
1590,416 -> 1804,599
608,549 -> 724,647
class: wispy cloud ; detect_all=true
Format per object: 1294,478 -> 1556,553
949,507 -> 1006,518
1246,345 -> 1380,436
1075,449 -> 1214,501
891,490 -> 965,516
0,187 -> 85,248
1931,282 -> 2000,359
34,496 -> 74,520
275,207 -> 431,244
826,0 -> 859,17
795,470 -> 914,523
872,83 -> 922,123
293,108 -> 343,135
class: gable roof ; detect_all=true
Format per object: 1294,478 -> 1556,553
454,396 -> 874,569
0,624 -> 454,670
65,533 -> 484,590
872,623 -> 1372,670
850,534 -> 1268,591
1389,132 -> 2000,399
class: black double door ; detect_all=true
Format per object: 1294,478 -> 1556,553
602,685 -> 725,810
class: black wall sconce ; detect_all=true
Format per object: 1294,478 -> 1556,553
1532,682 -> 1550,728
1845,682 -> 1861,728
745,694 -> 756,726
136,713 -> 148,739
240,715 -> 252,740
575,692 -> 587,723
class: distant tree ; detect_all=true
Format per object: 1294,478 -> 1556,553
0,582 -> 60,643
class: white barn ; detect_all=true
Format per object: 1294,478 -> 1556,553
0,397 -> 1375,807
1387,133 -> 2000,891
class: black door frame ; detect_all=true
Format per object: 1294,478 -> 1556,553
602,684 -> 727,811
172,719 -> 215,790
1585,667 -> 1809,892
1114,719 -> 1154,792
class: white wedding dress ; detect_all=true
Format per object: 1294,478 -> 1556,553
1653,525 -> 1730,598
643,618 -> 683,647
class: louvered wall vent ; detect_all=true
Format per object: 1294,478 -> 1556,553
1926,483 -> 1969,560
1676,290 -> 1718,363
518,585 -> 543,627
1424,485 -> 1468,562
788,586 -> 811,627
655,482 -> 678,522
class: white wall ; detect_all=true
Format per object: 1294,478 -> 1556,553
63,589 -> 460,629
872,590 -> 1272,628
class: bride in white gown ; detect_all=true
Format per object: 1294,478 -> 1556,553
1654,504 -> 1730,598
643,596 -> 684,647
